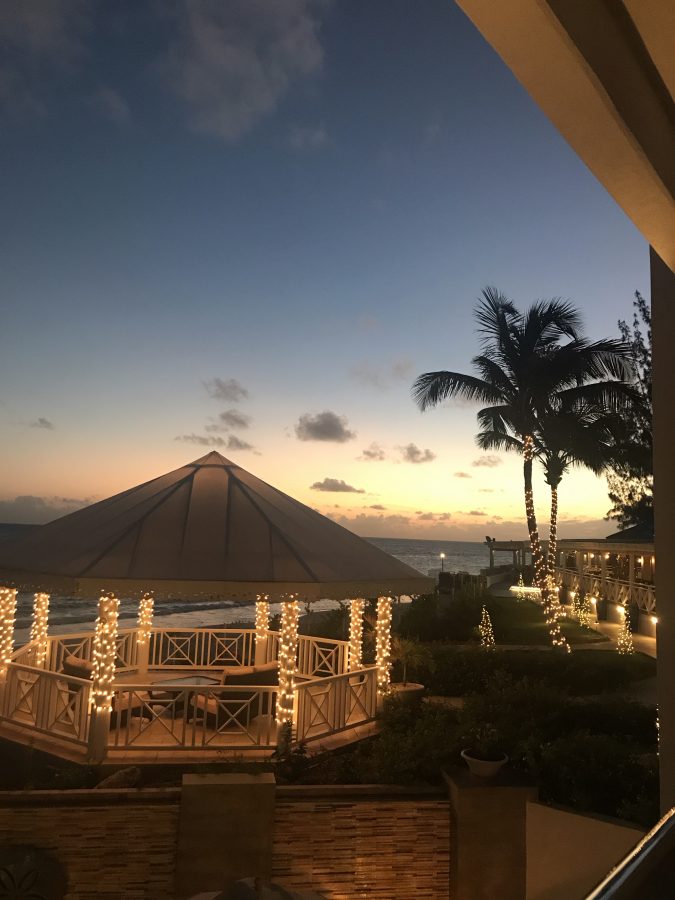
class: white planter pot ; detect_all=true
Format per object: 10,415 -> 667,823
461,749 -> 508,778
390,682 -> 425,703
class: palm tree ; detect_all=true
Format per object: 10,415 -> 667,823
412,288 -> 632,649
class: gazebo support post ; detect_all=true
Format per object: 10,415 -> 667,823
349,599 -> 365,671
87,594 -> 119,764
136,593 -> 153,677
0,587 -> 17,710
255,596 -> 271,666
375,596 -> 393,705
31,592 -> 50,668
276,597 -> 299,739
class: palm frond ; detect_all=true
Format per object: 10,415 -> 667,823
411,371 -> 503,411
476,431 -> 523,453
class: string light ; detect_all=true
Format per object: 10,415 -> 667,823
617,608 -> 635,655
277,596 -> 299,725
0,587 -> 17,678
136,593 -> 154,645
547,485 -> 558,584
479,605 -> 495,650
91,594 -> 119,712
349,598 -> 365,671
30,592 -> 50,667
375,596 -> 393,695
255,595 -> 270,646
516,572 -> 525,602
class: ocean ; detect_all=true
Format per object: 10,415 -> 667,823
13,537 -> 487,640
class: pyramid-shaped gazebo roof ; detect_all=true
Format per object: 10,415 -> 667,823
0,452 -> 431,601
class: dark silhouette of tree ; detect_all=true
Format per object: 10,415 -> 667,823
412,287 -> 633,650
606,291 -> 653,530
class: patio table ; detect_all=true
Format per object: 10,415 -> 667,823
149,675 -> 220,714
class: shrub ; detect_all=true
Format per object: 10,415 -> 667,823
397,591 -> 482,643
539,733 -> 659,825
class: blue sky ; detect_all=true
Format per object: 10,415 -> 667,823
0,0 -> 649,539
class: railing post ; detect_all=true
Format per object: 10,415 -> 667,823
135,593 -> 153,676
30,592 -> 50,668
255,596 -> 270,666
375,596 -> 393,704
276,597 -> 299,731
0,587 -> 17,712
87,594 -> 119,763
348,598 -> 365,671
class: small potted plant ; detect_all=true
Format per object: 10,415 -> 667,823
389,637 -> 433,703
460,724 -> 508,778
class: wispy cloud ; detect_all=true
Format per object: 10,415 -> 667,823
0,494 -> 90,524
350,357 -> 413,391
205,409 -> 252,432
288,124 -> 328,150
0,0 -> 90,114
162,0 -> 326,142
399,443 -> 436,464
358,442 -> 386,462
461,509 -> 486,516
369,504 -> 386,510
472,455 -> 502,468
174,433 -> 256,451
295,411 -> 356,443
454,471 -> 471,479
91,86 -> 130,125
30,417 -> 55,430
203,377 -> 248,403
310,477 -> 365,494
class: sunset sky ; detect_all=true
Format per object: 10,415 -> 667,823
1,0 -> 649,541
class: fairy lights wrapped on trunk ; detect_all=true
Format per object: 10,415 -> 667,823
277,597 -> 300,726
91,594 -> 120,712
0,587 -> 17,678
375,596 -> 393,695
30,592 -> 50,667
349,598 -> 365,671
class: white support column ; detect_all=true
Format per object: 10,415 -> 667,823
348,598 -> 365,671
276,597 -> 299,730
375,596 -> 393,699
30,592 -> 50,668
0,587 -> 17,711
255,596 -> 271,666
87,594 -> 119,763
136,593 -> 153,677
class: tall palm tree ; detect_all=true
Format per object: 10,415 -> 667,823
412,288 -> 632,649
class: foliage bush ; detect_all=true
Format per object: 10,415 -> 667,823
397,592 -> 481,643
425,646 -> 655,697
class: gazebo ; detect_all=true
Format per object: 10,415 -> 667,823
0,452 -> 431,763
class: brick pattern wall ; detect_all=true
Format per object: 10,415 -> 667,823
0,790 -> 180,900
272,794 -> 451,899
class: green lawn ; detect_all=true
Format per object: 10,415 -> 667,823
487,594 -> 609,645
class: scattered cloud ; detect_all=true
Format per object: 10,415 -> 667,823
369,504 -> 386,510
205,409 -> 252,432
30,417 -> 54,430
358,442 -> 386,462
399,443 -> 436,464
417,512 -> 435,521
462,510 -> 486,517
0,494 -> 90,525
454,471 -> 471,479
288,124 -> 328,150
295,410 -> 356,443
162,0 -> 326,142
479,488 -> 495,493
203,377 -> 249,403
174,433 -> 256,451
0,0 -> 90,114
310,477 -> 365,494
472,455 -> 502,468
91,87 -> 130,125
350,357 -> 414,390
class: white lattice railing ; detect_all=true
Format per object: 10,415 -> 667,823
1,663 -> 91,746
295,667 -> 377,743
147,628 -> 257,670
107,684 -> 278,750
296,634 -> 349,678
555,568 -> 656,614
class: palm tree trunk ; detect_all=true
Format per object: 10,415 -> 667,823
523,436 -> 570,652
523,436 -> 545,586
547,484 -> 559,584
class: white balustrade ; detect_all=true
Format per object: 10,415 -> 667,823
295,667 -> 378,743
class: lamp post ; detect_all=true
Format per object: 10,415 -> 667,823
440,552 -> 445,572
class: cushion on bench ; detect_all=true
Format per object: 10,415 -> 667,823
62,654 -> 93,679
